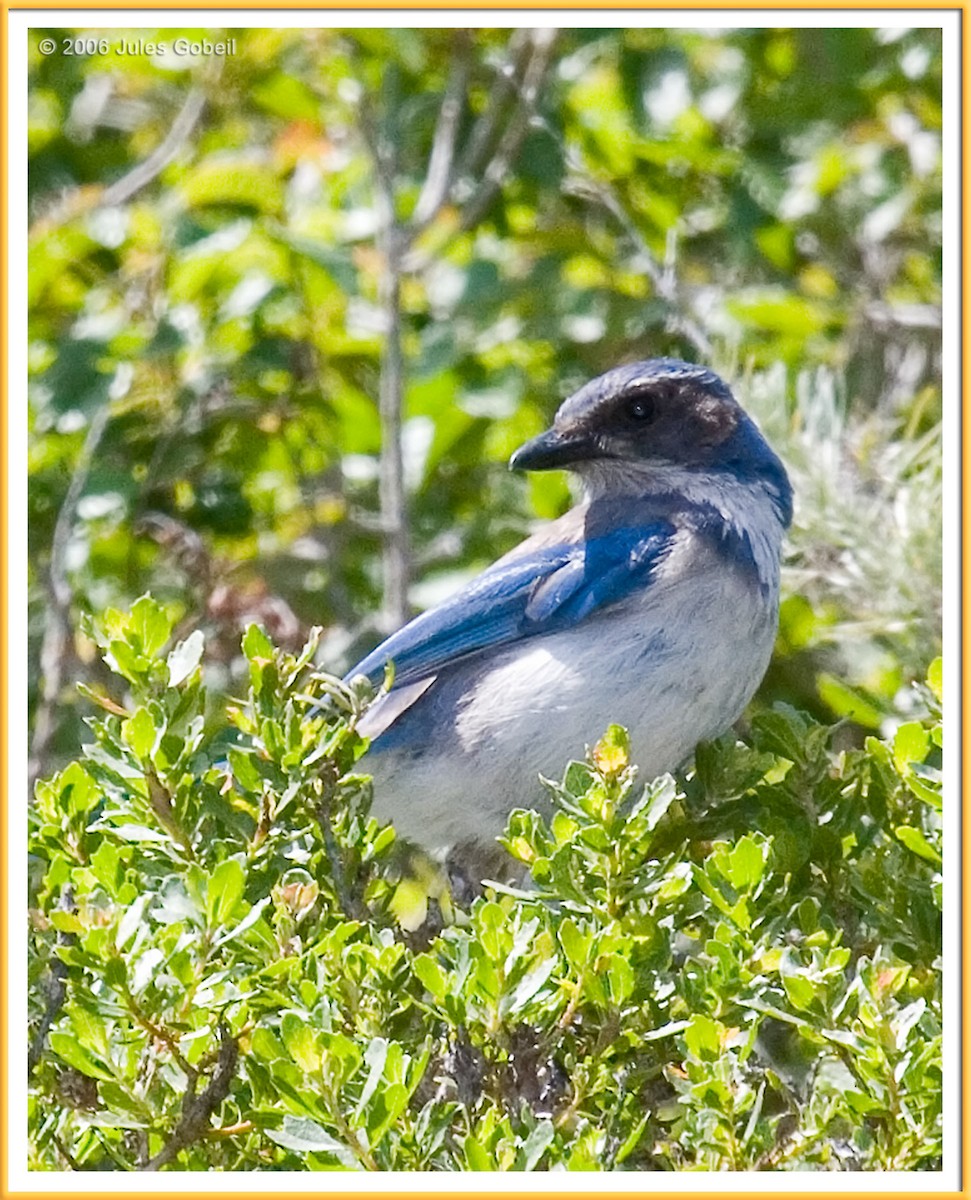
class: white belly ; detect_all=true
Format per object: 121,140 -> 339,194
364,555 -> 778,854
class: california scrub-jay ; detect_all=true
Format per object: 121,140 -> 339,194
348,359 -> 792,871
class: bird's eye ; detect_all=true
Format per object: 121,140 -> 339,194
626,393 -> 656,422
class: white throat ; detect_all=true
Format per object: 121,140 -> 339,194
577,459 -> 787,590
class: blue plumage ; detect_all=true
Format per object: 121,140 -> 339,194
346,358 -> 792,871
351,519 -> 675,688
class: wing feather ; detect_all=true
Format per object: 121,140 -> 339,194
348,520 -> 675,688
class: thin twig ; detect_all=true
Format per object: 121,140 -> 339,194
410,31 -> 473,233
124,993 -> 196,1080
312,773 -> 366,922
147,771 -> 198,862
359,31 -> 560,626
100,89 -> 206,208
51,1132 -> 83,1171
29,401 -> 112,793
451,29 -> 558,236
205,1120 -> 254,1138
561,171 -> 713,359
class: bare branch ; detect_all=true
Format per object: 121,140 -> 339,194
311,765 -> 367,922
359,31 -> 558,626
359,95 -> 397,225
864,301 -> 942,331
29,400 -> 112,793
452,29 -> 532,187
30,88 -> 206,236
100,89 -> 206,209
139,1024 -> 238,1171
447,29 -> 558,238
359,101 -> 411,631
51,1133 -> 83,1171
402,29 -> 559,273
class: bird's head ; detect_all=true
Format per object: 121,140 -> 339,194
510,358 -> 792,526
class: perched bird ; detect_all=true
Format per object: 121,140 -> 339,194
348,359 -> 792,875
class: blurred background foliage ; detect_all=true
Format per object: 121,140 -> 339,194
27,25 -> 942,786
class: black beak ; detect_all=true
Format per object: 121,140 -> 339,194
509,427 -> 593,472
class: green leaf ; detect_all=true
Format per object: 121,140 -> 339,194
356,1037 -> 388,1117
242,624 -> 274,661
49,911 -> 85,934
281,1013 -> 321,1072
894,825 -> 942,865
751,706 -> 811,763
121,706 -> 157,760
213,896 -> 272,948
107,640 -> 149,685
515,1119 -> 555,1171
780,950 -> 818,1012
726,835 -> 766,891
49,1032 -> 114,1081
463,1135 -> 495,1171
389,879 -> 428,933
103,823 -> 169,844
604,953 -> 635,1007
251,1028 -> 285,1063
892,721 -> 931,771
727,291 -> 831,336
181,162 -> 285,215
927,657 -> 943,702
115,893 -> 150,951
558,917 -> 589,971
476,901 -> 505,959
684,1014 -> 722,1060
57,762 -> 96,819
251,75 -> 322,122
412,954 -> 447,1002
614,1111 -> 651,1165
167,629 -> 205,687
227,747 -> 262,793
88,842 -> 122,897
206,859 -> 246,928
817,674 -> 884,729
504,957 -> 558,1015
130,595 -> 172,657
270,227 -> 358,292
781,972 -> 816,1012
266,1116 -> 361,1167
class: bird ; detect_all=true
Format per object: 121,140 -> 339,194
346,358 -> 793,879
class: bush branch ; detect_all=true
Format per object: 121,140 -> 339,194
139,1024 -> 238,1171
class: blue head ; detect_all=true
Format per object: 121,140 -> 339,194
510,359 -> 792,527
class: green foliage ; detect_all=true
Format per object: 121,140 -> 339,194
25,26 -> 944,1174
29,615 -> 942,1170
28,27 -> 942,767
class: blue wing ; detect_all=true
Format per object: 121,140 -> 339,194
348,519 -> 676,688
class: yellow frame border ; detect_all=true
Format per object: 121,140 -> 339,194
4,5 -> 962,1198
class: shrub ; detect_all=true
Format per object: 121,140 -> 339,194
28,599 -> 942,1171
